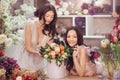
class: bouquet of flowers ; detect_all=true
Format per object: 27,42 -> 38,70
40,43 -> 72,66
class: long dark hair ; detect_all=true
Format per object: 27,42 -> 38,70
65,26 -> 83,71
34,3 -> 57,39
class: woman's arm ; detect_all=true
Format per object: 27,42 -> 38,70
24,22 -> 41,56
69,68 -> 78,76
73,46 -> 87,77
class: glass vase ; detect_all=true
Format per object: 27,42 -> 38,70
113,69 -> 120,80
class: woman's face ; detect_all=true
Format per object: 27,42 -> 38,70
44,10 -> 54,24
67,30 -> 78,47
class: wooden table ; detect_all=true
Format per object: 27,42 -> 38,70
46,75 -> 100,80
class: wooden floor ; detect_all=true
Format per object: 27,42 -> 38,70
46,76 -> 100,80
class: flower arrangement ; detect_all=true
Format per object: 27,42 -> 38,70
47,0 -> 70,15
39,25 -> 72,66
40,43 -> 72,66
98,37 -> 120,79
98,37 -> 120,80
0,50 -> 21,80
15,69 -> 46,80
0,34 -> 13,51
0,50 -> 46,80
0,0 -> 36,51
90,19 -> 120,79
75,0 -> 112,15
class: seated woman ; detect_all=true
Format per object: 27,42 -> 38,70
64,26 -> 104,77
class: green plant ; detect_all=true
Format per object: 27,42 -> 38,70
98,37 -> 120,80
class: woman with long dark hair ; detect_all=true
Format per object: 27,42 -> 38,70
14,3 -> 58,71
65,26 -> 103,77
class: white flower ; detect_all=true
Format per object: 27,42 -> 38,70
62,2 -> 68,8
2,12 -> 10,21
0,34 -> 7,44
5,38 -> 13,46
44,54 -> 49,58
0,0 -> 10,13
61,7 -> 67,12
16,76 -> 22,80
0,0 -> 35,45
94,1 -> 103,7
58,8 -> 64,12
0,68 -> 6,75
61,54 -> 66,59
57,10 -> 63,15
62,28 -> 67,34
54,46 -> 60,53
101,39 -> 110,48
20,4 -> 36,14
17,29 -> 24,37
50,51 -> 56,56
83,9 -> 88,14
49,43 -> 57,48
17,37 -> 23,42
84,0 -> 92,4
58,35 -> 63,41
9,0 -> 17,5
63,11 -> 69,15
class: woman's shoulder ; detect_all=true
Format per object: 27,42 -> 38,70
25,19 -> 38,28
79,45 -> 89,50
78,45 -> 91,55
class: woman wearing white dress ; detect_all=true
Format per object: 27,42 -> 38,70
65,27 -> 104,77
13,4 -> 57,71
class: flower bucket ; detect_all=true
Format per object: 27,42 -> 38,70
46,60 -> 66,79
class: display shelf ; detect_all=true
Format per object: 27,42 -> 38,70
57,15 -> 112,39
56,0 -> 120,39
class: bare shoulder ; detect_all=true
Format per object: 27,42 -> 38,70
78,45 -> 89,56
79,45 -> 86,50
25,21 -> 35,30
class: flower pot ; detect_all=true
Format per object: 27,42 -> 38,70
46,60 -> 66,79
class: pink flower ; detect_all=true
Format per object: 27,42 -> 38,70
55,0 -> 60,5
93,52 -> 100,59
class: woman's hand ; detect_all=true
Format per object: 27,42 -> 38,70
35,51 -> 42,57
72,45 -> 79,57
85,71 -> 95,77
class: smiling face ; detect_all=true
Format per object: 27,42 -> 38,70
67,30 -> 78,47
44,10 -> 54,24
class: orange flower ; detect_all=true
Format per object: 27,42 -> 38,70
59,45 -> 64,51
48,52 -> 51,56
54,46 -> 60,53
61,51 -> 64,54
51,55 -> 55,59
58,53 -> 61,57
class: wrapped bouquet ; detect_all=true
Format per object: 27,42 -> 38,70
40,43 -> 72,66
